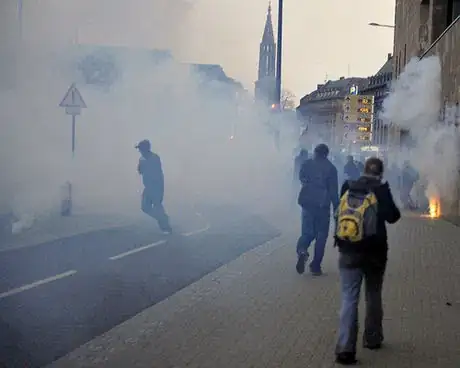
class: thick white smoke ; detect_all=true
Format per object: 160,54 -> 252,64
0,1 -> 297,234
382,56 -> 459,208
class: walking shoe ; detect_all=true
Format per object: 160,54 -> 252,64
161,226 -> 173,235
309,265 -> 323,276
296,253 -> 308,274
335,352 -> 358,365
363,342 -> 382,350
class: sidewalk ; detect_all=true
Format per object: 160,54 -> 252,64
49,215 -> 460,368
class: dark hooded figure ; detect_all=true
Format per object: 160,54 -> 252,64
294,149 -> 309,182
400,160 -> 419,209
136,139 -> 172,234
343,155 -> 360,181
296,143 -> 339,276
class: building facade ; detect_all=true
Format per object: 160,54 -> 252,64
296,77 -> 369,149
73,44 -> 242,94
254,3 -> 276,105
394,0 -> 460,78
360,53 -> 393,147
393,0 -> 460,218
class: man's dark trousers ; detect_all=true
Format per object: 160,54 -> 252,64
296,206 -> 330,272
141,189 -> 171,232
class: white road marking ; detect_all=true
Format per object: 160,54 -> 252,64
182,212 -> 210,236
0,270 -> 77,300
182,224 -> 211,237
108,212 -> 210,260
0,212 -> 211,299
109,240 -> 167,260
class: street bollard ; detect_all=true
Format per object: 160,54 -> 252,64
61,181 -> 72,216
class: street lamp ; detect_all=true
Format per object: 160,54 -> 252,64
275,0 -> 283,105
368,22 -> 395,29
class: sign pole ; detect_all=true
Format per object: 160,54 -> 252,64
59,83 -> 87,216
72,114 -> 76,156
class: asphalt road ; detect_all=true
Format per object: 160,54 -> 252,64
0,204 -> 280,368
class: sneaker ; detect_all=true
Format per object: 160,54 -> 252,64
296,253 -> 308,274
363,342 -> 382,350
161,227 -> 173,235
310,265 -> 323,276
335,352 -> 358,365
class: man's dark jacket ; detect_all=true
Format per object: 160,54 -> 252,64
336,176 -> 401,268
298,157 -> 339,211
138,151 -> 165,203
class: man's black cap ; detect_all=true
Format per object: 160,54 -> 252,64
135,139 -> 151,151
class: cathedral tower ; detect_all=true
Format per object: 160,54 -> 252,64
255,2 -> 277,104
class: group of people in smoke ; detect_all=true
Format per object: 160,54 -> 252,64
134,132 -> 422,365
294,149 -> 425,212
293,143 -> 403,365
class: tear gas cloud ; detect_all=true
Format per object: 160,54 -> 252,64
382,56 -> 459,205
0,1 -> 300,232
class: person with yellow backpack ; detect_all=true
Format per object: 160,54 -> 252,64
333,157 -> 400,365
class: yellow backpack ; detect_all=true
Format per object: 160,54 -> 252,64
336,189 -> 378,243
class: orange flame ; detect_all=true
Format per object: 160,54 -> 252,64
429,197 -> 441,219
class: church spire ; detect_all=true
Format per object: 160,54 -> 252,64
255,1 -> 277,104
262,2 -> 275,45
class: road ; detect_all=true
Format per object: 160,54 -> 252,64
0,204 -> 280,368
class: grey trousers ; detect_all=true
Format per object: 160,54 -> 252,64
336,266 -> 385,354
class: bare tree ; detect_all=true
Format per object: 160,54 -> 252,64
281,89 -> 296,110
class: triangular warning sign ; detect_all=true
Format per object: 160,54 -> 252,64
59,83 -> 87,108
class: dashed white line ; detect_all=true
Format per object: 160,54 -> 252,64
109,240 -> 167,260
108,211 -> 211,261
182,224 -> 211,237
0,270 -> 77,300
0,212 -> 211,300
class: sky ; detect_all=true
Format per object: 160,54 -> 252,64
10,0 -> 395,102
184,0 -> 395,101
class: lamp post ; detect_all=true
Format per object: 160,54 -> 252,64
275,0 -> 283,105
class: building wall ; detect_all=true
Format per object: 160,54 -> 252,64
421,16 -> 460,217
393,0 -> 460,77
421,17 -> 460,104
393,0 -> 421,77
393,2 -> 460,139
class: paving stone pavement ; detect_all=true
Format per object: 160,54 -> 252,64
49,215 -> 460,368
